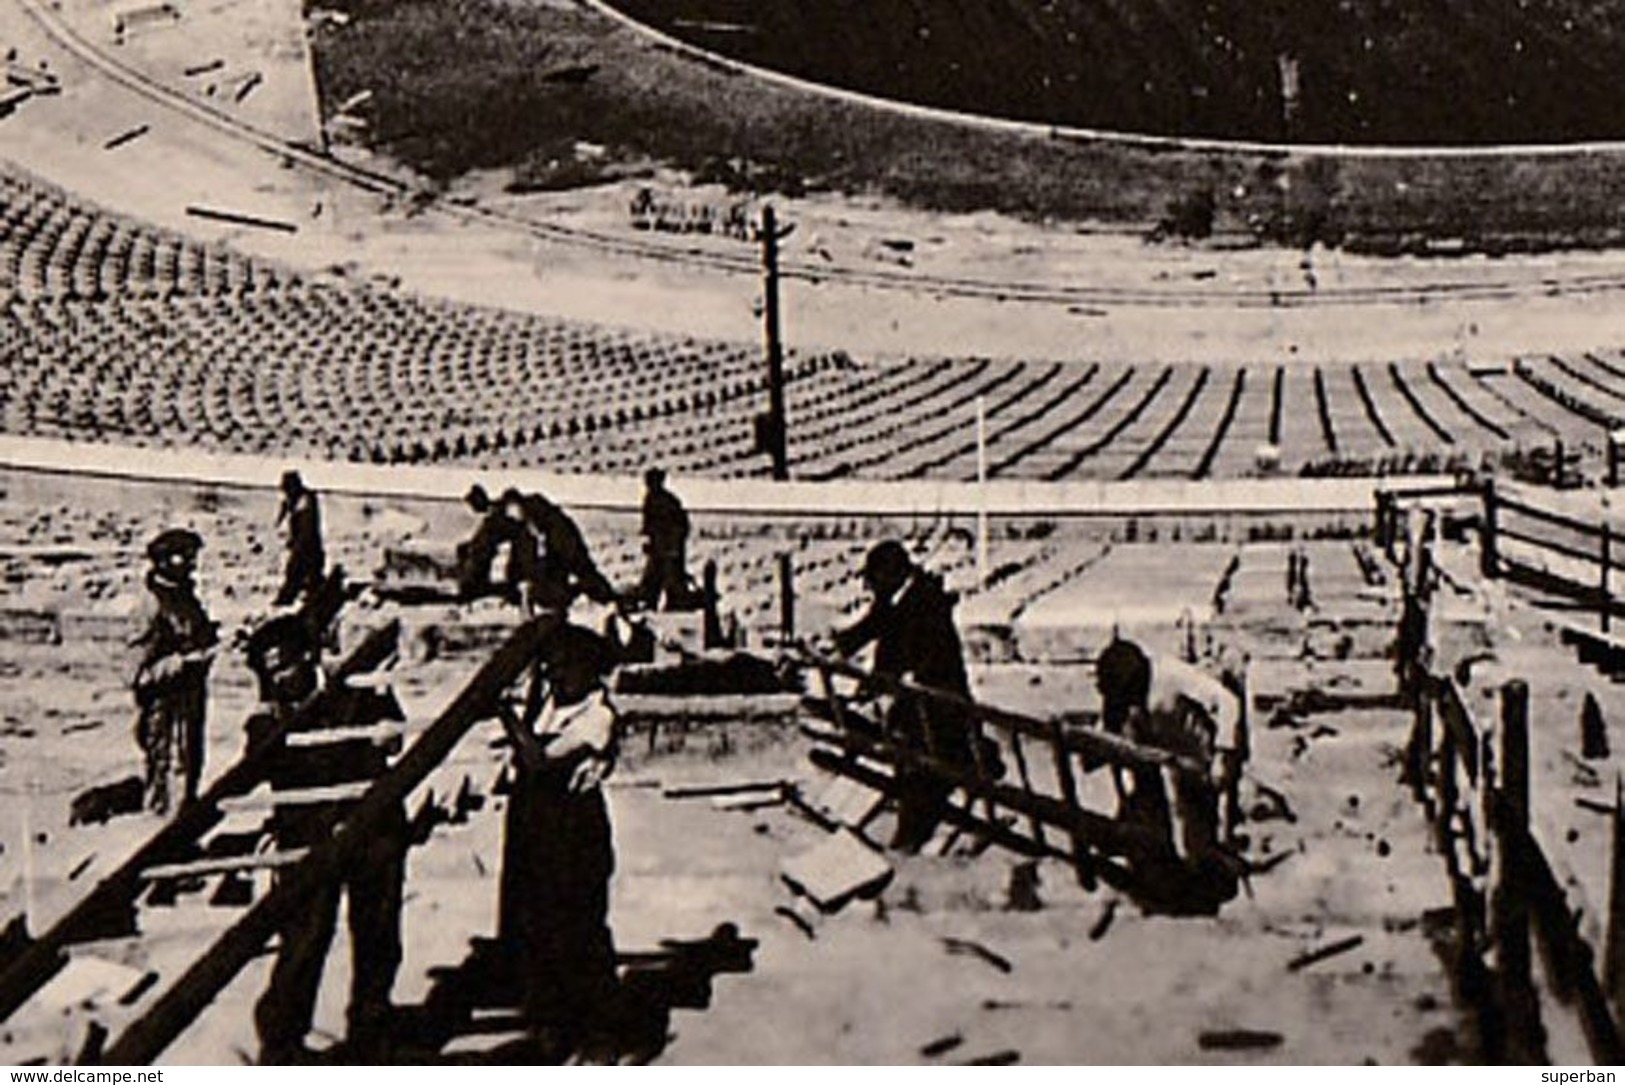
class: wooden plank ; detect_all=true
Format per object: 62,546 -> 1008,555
140,850 -> 308,881
1499,522 -> 1603,567
284,723 -> 404,749
1435,680 -> 1482,784
217,782 -> 372,811
1499,493 -> 1604,540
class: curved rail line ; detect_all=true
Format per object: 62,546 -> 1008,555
16,0 -> 1625,313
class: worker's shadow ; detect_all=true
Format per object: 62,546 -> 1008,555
392,923 -> 756,1064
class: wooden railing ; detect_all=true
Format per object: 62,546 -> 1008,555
796,646 -> 1248,903
1398,524 -> 1625,1064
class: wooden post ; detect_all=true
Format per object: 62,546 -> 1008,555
1606,775 -> 1625,1012
1407,682 -> 1434,803
1602,514 -> 1614,635
777,552 -> 795,645
1439,713 -> 1459,846
976,395 -> 989,589
760,205 -> 789,481
1374,490 -> 1393,557
1482,479 -> 1500,580
1048,719 -> 1094,888
1495,679 -> 1542,1063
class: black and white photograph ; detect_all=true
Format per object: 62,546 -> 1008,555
4,0 -> 1625,1067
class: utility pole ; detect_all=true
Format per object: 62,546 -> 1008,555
759,204 -> 790,481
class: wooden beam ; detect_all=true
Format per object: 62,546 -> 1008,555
217,783 -> 372,811
284,723 -> 404,749
141,850 -> 308,881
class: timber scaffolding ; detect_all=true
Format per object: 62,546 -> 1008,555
795,647 -> 1251,910
1390,487 -> 1625,1064
0,613 -> 562,1065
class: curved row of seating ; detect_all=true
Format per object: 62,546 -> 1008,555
0,168 -> 291,300
1,158 -> 1620,481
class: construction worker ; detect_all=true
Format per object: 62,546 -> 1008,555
245,613 -> 407,1064
456,484 -> 526,603
129,528 -> 218,814
633,468 -> 692,611
495,621 -> 624,1059
274,470 -> 325,608
833,540 -> 982,852
1094,638 -> 1242,909
514,492 -> 616,615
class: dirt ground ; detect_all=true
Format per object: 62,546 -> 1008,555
0,467 -> 1491,1065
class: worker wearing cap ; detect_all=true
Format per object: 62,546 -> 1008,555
833,540 -> 981,852
130,528 -> 218,814
495,621 -> 624,1058
514,492 -> 616,615
274,470 -> 325,608
633,468 -> 691,611
244,613 -> 407,1064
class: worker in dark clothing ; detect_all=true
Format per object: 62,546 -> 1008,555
245,614 -> 408,1064
495,621 -> 624,1059
833,540 -> 982,852
457,484 -> 527,603
514,492 -> 616,615
274,470 -> 325,608
129,528 -> 218,815
633,468 -> 691,612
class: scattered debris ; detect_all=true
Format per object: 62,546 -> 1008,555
231,71 -> 263,103
1088,897 -> 1119,941
36,955 -> 148,1011
711,790 -> 786,812
664,780 -> 788,801
1582,692 -> 1611,760
1286,934 -> 1364,973
941,937 -> 1013,974
1576,796 -> 1615,817
919,1033 -> 964,1058
1199,1028 -> 1284,1051
102,125 -> 149,151
963,1049 -> 1021,1065
185,204 -> 298,235
1562,749 -> 1603,788
780,828 -> 893,912
773,904 -> 816,940
1005,860 -> 1042,912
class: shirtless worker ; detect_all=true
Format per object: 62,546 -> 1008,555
1094,638 -> 1244,910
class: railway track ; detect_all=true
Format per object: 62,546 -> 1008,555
17,0 -> 1625,314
